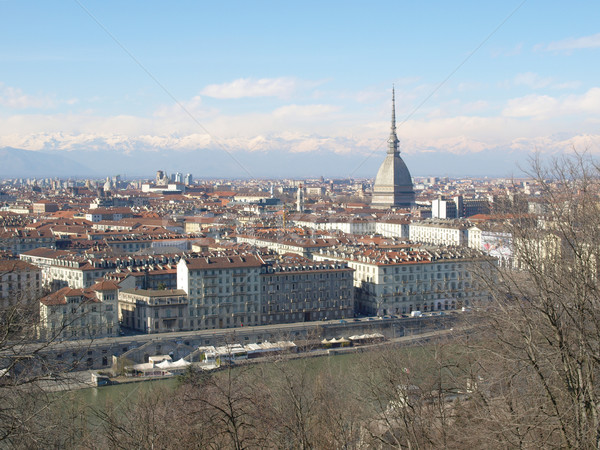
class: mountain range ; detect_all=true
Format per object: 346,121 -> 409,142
0,146 -> 537,179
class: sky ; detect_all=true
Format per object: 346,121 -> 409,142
1,1 -> 600,178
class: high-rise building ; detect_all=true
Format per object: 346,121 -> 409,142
156,170 -> 169,186
296,184 -> 305,212
371,87 -> 416,209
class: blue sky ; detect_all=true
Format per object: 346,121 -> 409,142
1,1 -> 599,176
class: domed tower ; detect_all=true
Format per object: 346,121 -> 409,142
371,87 -> 415,209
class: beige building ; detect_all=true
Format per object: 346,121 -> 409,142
39,280 -> 119,340
235,232 -> 340,258
314,246 -> 492,316
119,288 -> 189,333
177,254 -> 264,330
0,228 -> 56,255
0,259 -> 42,308
21,248 -> 180,289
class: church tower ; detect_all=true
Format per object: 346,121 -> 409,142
371,87 -> 416,209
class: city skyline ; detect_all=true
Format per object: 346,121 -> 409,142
1,1 -> 599,178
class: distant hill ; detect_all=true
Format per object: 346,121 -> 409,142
0,147 -> 96,178
60,146 -> 532,179
0,145 -> 531,179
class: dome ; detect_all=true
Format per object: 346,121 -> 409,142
374,153 -> 413,189
372,153 -> 415,209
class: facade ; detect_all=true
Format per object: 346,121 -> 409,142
431,197 -> 458,219
0,259 -> 42,308
408,220 -> 472,247
235,232 -> 341,258
177,254 -> 264,330
371,88 -> 416,209
21,248 -> 181,289
32,201 -> 59,214
261,261 -> 354,324
39,280 -> 119,340
103,233 -> 200,253
0,229 -> 56,255
84,207 -> 133,223
119,288 -> 189,333
376,218 -> 410,239
462,198 -> 490,217
292,215 -> 377,235
313,246 -> 492,316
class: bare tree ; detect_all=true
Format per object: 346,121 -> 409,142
468,153 -> 600,448
0,272 -> 95,446
353,336 -> 469,449
96,385 -> 210,450
181,362 -> 266,449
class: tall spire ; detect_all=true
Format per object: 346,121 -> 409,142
387,85 -> 399,154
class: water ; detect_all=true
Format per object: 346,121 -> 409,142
75,377 -> 179,406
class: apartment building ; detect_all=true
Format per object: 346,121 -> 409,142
407,219 -> 472,247
0,259 -> 42,308
235,231 -> 344,258
313,245 -> 492,316
119,288 -> 189,333
39,280 -> 119,340
21,248 -> 181,289
260,260 -> 354,324
177,254 -> 264,330
0,228 -> 56,255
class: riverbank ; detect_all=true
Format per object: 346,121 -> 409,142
60,327 -> 456,394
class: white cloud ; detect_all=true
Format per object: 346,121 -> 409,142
2,84 -> 600,163
462,100 -> 489,113
272,104 -> 339,118
503,94 -> 559,118
553,81 -> 582,90
512,72 -> 581,91
0,82 -> 58,109
491,42 -> 523,58
503,88 -> 600,119
201,77 -> 299,99
153,95 -> 203,118
546,33 -> 600,51
513,72 -> 552,89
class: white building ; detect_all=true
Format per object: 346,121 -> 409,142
376,218 -> 410,239
293,215 -> 377,235
408,220 -> 472,247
